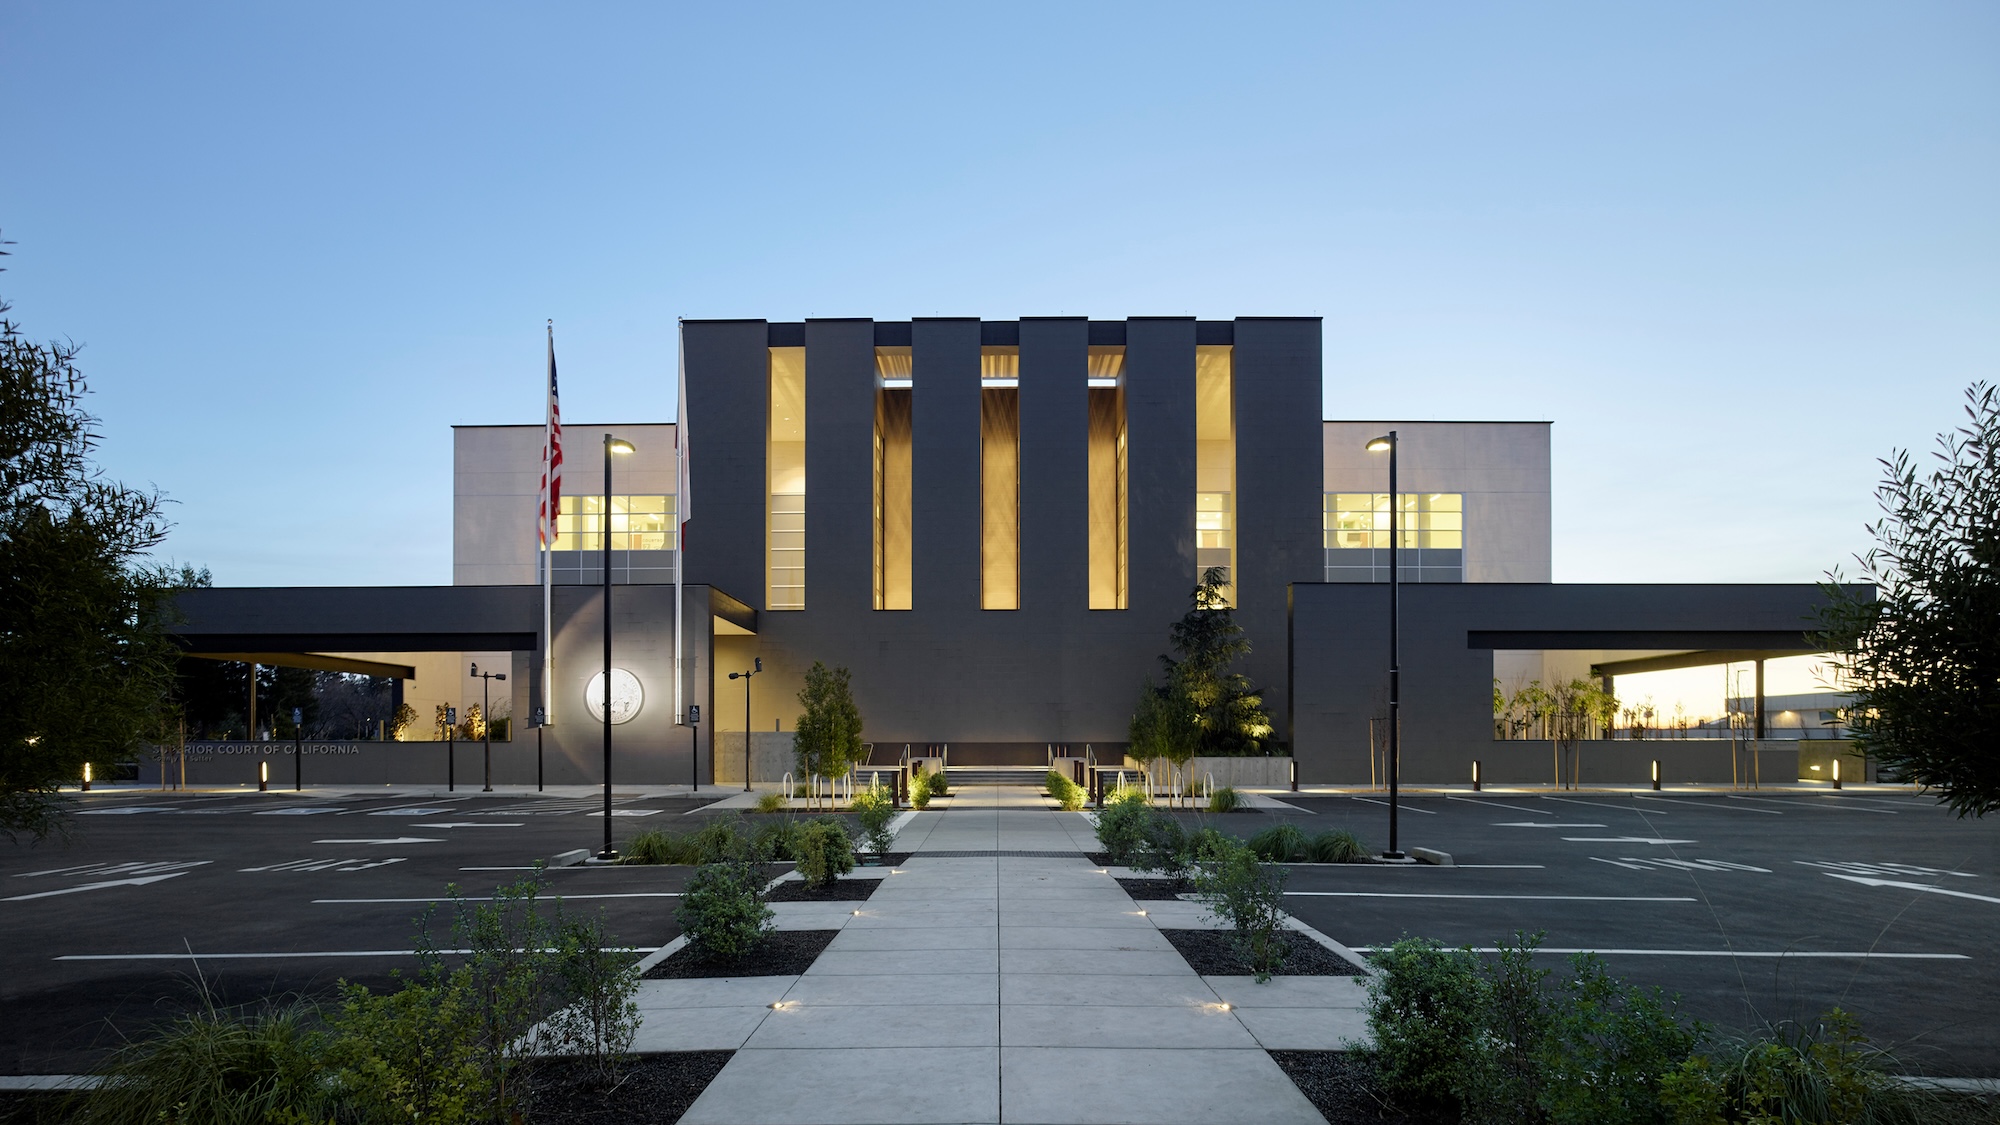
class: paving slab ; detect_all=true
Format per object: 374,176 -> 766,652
828,925 -> 1000,951
998,1046 -> 1325,1124
1204,974 -> 1371,1009
1230,1005 -> 1374,1050
680,1045 -> 1001,1125
784,971 -> 1000,1006
996,925 -> 1176,951
746,1003 -> 1000,1049
809,948 -> 1001,975
633,976 -> 796,1009
1000,1003 -> 1257,1049
629,1005 -> 770,1051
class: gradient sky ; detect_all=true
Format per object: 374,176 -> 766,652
2,3 -> 1994,589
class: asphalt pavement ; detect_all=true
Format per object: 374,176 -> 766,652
1260,789 -> 2000,1077
0,786 -> 717,1075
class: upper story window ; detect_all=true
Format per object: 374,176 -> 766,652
553,495 -> 676,551
1324,493 -> 1463,582
768,346 -> 807,610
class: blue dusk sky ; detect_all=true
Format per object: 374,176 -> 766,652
1,3 -> 1994,588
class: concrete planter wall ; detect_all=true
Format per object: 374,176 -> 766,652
1118,756 -> 1295,789
712,732 -> 799,785
1467,740 -> 1804,787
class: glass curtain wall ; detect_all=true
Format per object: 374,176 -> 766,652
1195,345 -> 1236,605
873,347 -> 913,610
767,346 -> 806,609
1087,346 -> 1128,609
980,346 -> 1020,609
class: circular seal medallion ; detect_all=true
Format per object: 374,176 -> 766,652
583,668 -> 643,724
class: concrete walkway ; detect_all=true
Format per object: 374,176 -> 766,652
639,785 -> 1364,1124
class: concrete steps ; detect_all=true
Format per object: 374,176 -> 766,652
943,765 -> 1051,787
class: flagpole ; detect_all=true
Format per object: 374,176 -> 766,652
542,320 -> 556,728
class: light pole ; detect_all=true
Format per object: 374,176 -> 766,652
471,663 -> 506,793
1366,431 -> 1406,860
729,658 -> 761,792
600,434 -> 635,860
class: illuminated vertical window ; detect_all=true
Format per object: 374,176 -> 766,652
1087,346 -> 1127,609
1195,345 -> 1236,605
874,347 -> 913,610
767,346 -> 806,609
980,346 -> 1019,609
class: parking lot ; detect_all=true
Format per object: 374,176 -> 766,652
5,784 -> 1997,1081
0,787 -> 715,1075
1270,789 -> 2000,1077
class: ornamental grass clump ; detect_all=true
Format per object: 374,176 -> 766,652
1248,821 -> 1309,862
754,791 -> 787,814
1307,828 -> 1369,863
676,858 -> 773,960
622,828 -> 703,865
1208,785 -> 1243,812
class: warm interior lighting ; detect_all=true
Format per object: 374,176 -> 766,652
981,347 -> 1019,610
768,347 -> 807,609
1088,346 -> 1128,610
1195,345 -> 1236,604
874,348 -> 913,611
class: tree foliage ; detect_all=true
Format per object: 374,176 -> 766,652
1816,381 -> 2000,816
1130,566 -> 1275,763
793,661 -> 863,805
0,243 -> 200,839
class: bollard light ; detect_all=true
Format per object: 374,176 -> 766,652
1471,760 -> 1481,792
259,760 -> 269,792
81,762 -> 92,792
1832,757 -> 1842,790
1651,759 -> 1661,791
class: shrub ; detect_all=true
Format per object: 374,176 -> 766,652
851,786 -> 897,854
1131,807 -> 1190,878
1307,828 -> 1369,864
751,818 -> 800,862
1248,822 -> 1309,862
413,878 -> 563,1117
1660,1009 -> 1965,1125
1189,836 -> 1290,981
539,911 -> 641,1089
676,859 -> 773,960
926,768 -> 950,797
1046,769 -> 1086,811
793,818 -> 856,888
315,979 -> 488,1124
1362,938 -> 1489,1111
1208,785 -> 1242,813
1093,790 -> 1151,864
754,791 -> 787,814
909,768 -> 933,809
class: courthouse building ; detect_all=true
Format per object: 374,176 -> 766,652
173,317 -> 1841,786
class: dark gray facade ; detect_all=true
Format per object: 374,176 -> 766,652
681,318 -> 1326,762
1287,582 -> 1847,784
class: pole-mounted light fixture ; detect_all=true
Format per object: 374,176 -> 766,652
599,434 -> 635,860
1367,431 -> 1405,860
729,657 -> 762,792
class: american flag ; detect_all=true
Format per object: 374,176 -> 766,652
538,331 -> 563,548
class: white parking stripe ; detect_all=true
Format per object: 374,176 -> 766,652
57,947 -> 658,961
1728,795 -> 1895,814
1634,796 -> 1779,814
1284,892 -> 1695,901
1347,946 -> 1968,960
1447,796 -> 1554,816
1351,797 -> 1437,813
1543,796 -> 1666,814
313,892 -> 683,903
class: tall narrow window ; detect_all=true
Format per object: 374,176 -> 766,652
873,347 -> 913,610
980,346 -> 1019,609
1195,345 -> 1236,605
767,346 -> 806,609
1087,346 -> 1128,609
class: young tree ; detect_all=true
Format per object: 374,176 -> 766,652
1817,382 -> 2000,816
1130,567 -> 1275,784
0,243 -> 200,838
793,661 -> 863,808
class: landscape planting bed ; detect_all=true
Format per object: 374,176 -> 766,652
765,877 -> 880,902
641,930 -> 839,980
524,1051 -> 735,1125
1159,928 -> 1365,977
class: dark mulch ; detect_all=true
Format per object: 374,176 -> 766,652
766,877 -> 881,902
0,1092 -> 68,1125
856,851 -> 912,867
524,1051 -> 735,1125
1085,851 -> 1118,867
1268,1050 -> 1446,1125
1115,876 -> 1190,900
1161,928 -> 1366,977
643,929 -> 839,979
